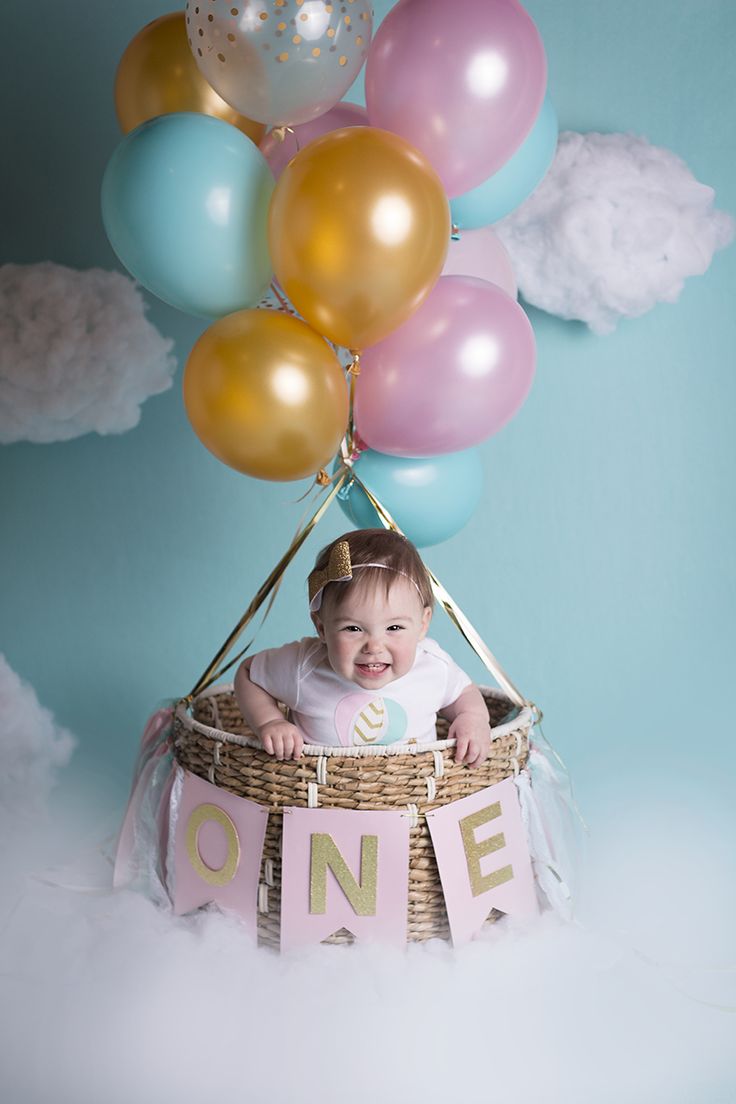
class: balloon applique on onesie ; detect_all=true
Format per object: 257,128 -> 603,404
333,692 -> 408,747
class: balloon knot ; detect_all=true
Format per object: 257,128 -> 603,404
316,469 -> 331,487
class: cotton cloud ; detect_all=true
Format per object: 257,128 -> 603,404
0,654 -> 75,829
496,131 -> 734,334
0,676 -> 733,1103
0,263 -> 176,444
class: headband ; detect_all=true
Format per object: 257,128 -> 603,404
308,540 -> 425,613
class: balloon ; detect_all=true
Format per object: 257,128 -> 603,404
114,12 -> 265,144
101,113 -> 273,318
442,228 -> 517,299
186,0 -> 373,126
339,448 -> 484,547
269,126 -> 450,350
260,102 -> 368,180
355,276 -> 535,456
451,96 -> 559,229
365,0 -> 547,197
183,310 -> 348,481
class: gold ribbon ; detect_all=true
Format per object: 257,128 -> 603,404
186,471 -> 348,701
185,421 -> 536,721
343,467 -> 531,711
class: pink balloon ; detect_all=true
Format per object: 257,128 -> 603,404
365,0 -> 547,197
260,103 -> 369,180
442,227 -> 517,300
355,276 -> 535,457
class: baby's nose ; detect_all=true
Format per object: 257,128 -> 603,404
361,634 -> 383,653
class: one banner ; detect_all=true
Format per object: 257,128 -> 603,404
172,771 -> 267,938
280,807 -> 410,952
427,777 -> 538,946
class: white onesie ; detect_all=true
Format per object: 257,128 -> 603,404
249,636 -> 472,748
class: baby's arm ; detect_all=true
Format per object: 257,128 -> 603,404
234,657 -> 303,760
440,685 -> 492,767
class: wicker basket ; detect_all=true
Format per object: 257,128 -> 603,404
173,686 -> 532,948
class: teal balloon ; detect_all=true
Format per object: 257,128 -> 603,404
339,449 -> 484,548
451,96 -> 558,229
101,112 -> 274,318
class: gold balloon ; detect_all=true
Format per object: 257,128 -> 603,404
183,310 -> 349,482
268,127 -> 451,350
114,12 -> 265,145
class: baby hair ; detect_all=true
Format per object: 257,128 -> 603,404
311,529 -> 434,613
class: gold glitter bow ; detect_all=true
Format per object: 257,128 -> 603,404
307,540 -> 353,612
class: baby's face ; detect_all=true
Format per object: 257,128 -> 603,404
313,577 -> 432,691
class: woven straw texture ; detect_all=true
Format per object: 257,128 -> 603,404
174,687 -> 530,948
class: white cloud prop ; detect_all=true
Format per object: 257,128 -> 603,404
0,263 -> 176,443
496,131 -> 735,334
0,675 -> 732,1102
0,654 -> 75,828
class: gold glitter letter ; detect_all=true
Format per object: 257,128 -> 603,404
309,833 -> 378,916
459,802 -> 513,898
185,803 -> 241,887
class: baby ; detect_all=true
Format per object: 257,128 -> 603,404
234,529 -> 492,766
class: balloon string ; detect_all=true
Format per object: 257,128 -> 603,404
270,281 -> 292,314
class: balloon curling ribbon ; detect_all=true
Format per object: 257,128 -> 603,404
346,351 -> 361,455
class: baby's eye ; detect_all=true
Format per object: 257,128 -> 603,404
342,625 -> 362,633
387,624 -> 404,632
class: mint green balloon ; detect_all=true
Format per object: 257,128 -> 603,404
451,96 -> 558,229
101,112 -> 274,317
339,448 -> 484,548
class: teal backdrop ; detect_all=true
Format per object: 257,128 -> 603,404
1,1 -> 734,836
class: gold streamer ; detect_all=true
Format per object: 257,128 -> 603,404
344,468 -> 531,710
346,352 -> 361,456
186,471 -> 348,701
185,449 -> 536,721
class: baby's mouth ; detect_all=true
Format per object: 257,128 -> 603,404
355,662 -> 390,676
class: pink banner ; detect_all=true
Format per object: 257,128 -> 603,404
427,778 -> 538,946
280,808 -> 410,952
172,771 -> 267,939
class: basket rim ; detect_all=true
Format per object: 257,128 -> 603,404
174,683 -> 533,758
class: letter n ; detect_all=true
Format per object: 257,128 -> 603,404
309,833 -> 378,916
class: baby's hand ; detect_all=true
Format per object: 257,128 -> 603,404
450,714 -> 492,768
259,719 -> 304,761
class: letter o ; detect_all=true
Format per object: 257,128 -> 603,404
185,803 -> 241,887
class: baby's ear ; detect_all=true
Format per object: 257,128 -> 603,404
419,606 -> 432,638
311,612 -> 326,640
